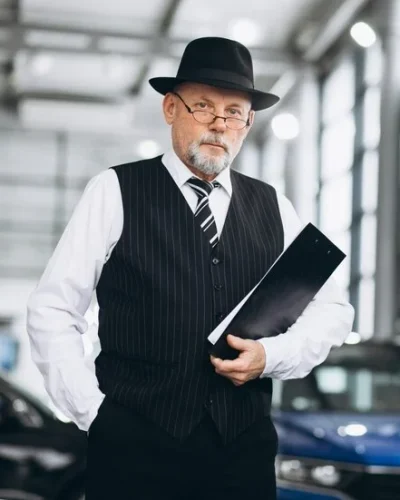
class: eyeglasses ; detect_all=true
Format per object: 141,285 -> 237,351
172,92 -> 250,130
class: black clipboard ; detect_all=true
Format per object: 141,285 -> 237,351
207,223 -> 346,360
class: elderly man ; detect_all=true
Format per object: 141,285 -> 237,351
27,37 -> 354,499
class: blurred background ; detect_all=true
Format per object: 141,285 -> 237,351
0,0 -> 400,499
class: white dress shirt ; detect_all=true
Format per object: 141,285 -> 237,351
26,149 -> 354,431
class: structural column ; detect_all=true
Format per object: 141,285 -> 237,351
285,67 -> 319,223
374,0 -> 400,338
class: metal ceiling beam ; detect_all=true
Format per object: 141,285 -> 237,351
251,66 -> 303,144
131,0 -> 183,94
301,0 -> 371,61
0,20 -> 294,66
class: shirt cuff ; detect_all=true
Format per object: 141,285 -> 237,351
257,337 -> 286,378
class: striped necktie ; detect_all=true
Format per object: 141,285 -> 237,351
186,176 -> 220,248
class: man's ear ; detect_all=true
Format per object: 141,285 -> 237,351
247,109 -> 255,128
163,93 -> 176,125
243,109 -> 255,138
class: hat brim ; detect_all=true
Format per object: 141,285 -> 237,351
149,76 -> 279,111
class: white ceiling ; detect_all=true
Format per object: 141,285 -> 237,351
20,0 -> 167,34
1,0 -> 329,139
1,0 -> 364,278
169,0 -> 320,47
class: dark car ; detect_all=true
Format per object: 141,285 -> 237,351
273,340 -> 400,500
0,375 -> 87,500
2,340 -> 400,500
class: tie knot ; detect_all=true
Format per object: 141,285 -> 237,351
186,177 -> 220,198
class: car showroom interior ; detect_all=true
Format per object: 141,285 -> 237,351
0,0 -> 399,499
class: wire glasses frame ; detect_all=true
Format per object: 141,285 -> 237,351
172,92 -> 250,130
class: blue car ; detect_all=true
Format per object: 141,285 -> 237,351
272,340 -> 400,500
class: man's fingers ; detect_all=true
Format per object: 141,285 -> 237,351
227,373 -> 247,386
226,334 -> 251,349
211,356 -> 246,372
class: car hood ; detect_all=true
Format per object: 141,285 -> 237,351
273,411 -> 400,466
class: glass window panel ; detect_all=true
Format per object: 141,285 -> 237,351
260,137 -> 286,191
329,231 -> 351,289
0,218 -> 54,234
332,261 -> 350,291
0,130 -> 57,177
357,278 -> 375,337
364,40 -> 383,86
363,87 -> 381,149
66,135 -> 139,180
0,185 -> 57,224
0,232 -> 53,271
320,172 -> 353,233
64,187 -> 85,222
362,151 -> 379,212
322,54 -> 355,124
360,214 -> 377,277
321,115 -> 355,180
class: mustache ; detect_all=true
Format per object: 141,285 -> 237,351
199,134 -> 229,152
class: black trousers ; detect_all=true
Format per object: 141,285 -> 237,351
85,397 -> 277,499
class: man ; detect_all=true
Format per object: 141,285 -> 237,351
27,37 -> 354,499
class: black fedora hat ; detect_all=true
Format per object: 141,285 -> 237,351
149,37 -> 279,111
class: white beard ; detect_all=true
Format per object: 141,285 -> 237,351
186,133 -> 232,176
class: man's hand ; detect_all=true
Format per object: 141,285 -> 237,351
210,334 -> 266,386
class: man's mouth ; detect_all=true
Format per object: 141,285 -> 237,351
202,143 -> 226,150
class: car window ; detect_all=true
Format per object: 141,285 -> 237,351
315,365 -> 400,412
273,344 -> 400,413
273,378 -> 324,411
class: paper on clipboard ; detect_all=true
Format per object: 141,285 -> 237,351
208,279 -> 261,345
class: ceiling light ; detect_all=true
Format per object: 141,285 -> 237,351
137,140 -> 160,159
350,22 -> 376,48
271,113 -> 299,140
228,18 -> 261,46
30,54 -> 53,75
19,99 -> 133,133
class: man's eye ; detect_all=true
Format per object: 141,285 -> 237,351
228,108 -> 241,116
196,102 -> 208,109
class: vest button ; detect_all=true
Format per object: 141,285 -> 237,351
216,313 -> 225,322
214,284 -> 223,290
204,398 -> 213,409
212,257 -> 220,265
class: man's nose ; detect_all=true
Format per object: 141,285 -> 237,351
208,116 -> 227,132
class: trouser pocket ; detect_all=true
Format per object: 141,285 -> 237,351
87,396 -> 107,437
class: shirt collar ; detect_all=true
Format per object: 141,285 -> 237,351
161,149 -> 232,197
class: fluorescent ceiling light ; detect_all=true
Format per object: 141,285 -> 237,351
350,22 -> 376,48
228,18 -> 261,47
19,98 -> 134,133
30,53 -> 53,75
25,30 -> 90,49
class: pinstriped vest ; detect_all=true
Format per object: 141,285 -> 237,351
95,156 -> 284,444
